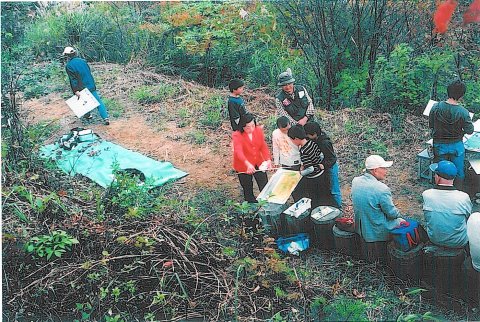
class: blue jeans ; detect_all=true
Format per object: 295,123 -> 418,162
91,90 -> 109,120
433,141 -> 465,179
329,162 -> 342,209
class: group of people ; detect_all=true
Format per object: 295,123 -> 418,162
228,70 -> 341,210
229,69 -> 478,262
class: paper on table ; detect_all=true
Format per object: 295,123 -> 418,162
65,88 -> 99,118
257,169 -> 302,204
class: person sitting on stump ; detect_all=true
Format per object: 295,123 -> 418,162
275,68 -> 314,126
351,155 -> 406,243
423,160 -> 472,248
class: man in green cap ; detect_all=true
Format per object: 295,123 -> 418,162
275,68 -> 314,126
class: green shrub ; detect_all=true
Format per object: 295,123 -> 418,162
25,230 -> 79,260
102,98 -> 124,118
186,130 -> 206,145
323,297 -> 368,321
131,86 -> 160,104
199,95 -> 223,129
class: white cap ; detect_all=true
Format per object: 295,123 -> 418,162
365,155 -> 393,170
62,46 -> 76,55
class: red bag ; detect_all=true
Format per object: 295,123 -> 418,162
335,217 -> 355,233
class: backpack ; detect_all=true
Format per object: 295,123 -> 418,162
390,219 -> 421,252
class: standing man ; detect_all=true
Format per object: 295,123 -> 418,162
63,46 -> 110,125
423,161 -> 472,248
351,155 -> 405,243
429,80 -> 474,190
275,68 -> 314,126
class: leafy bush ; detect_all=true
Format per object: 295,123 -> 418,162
25,230 -> 79,260
102,164 -> 157,219
323,297 -> 368,321
102,97 -> 125,118
199,94 -> 223,129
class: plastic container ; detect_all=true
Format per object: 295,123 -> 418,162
387,241 -> 423,281
333,225 -> 360,257
310,206 -> 341,249
258,203 -> 288,236
276,233 -> 310,255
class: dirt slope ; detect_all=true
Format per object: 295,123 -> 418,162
22,62 -> 442,218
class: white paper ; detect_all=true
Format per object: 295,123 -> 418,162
469,159 -> 480,175
257,169 -> 302,204
423,100 -> 438,116
474,119 -> 480,132
65,88 -> 99,118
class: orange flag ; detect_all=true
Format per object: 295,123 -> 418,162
433,0 -> 458,33
464,0 -> 480,24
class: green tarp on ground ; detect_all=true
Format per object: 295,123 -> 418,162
40,134 -> 188,188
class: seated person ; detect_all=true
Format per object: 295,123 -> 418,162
467,212 -> 480,271
423,160 -> 472,248
351,155 -> 405,243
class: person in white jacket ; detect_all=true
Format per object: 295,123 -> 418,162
272,116 -> 301,171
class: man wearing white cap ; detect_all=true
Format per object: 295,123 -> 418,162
63,46 -> 110,125
351,155 -> 405,243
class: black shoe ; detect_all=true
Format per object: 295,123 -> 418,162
103,118 -> 110,125
84,112 -> 93,120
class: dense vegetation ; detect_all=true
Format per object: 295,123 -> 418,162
2,1 -> 480,321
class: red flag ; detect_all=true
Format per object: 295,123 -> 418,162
433,0 -> 458,33
464,0 -> 480,24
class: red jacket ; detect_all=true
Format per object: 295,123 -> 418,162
232,127 -> 271,173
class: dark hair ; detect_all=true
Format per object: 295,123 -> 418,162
303,121 -> 322,137
447,80 -> 466,100
276,116 -> 290,129
287,125 -> 306,140
239,113 -> 256,132
229,78 -> 245,92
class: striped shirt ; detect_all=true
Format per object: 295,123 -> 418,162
300,140 -> 323,178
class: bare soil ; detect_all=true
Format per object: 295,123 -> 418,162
22,62 -> 446,219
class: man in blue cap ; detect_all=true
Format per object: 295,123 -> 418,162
422,160 -> 472,248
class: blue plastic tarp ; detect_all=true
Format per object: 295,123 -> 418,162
39,134 -> 188,188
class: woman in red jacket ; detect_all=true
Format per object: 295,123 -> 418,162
233,114 -> 272,203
